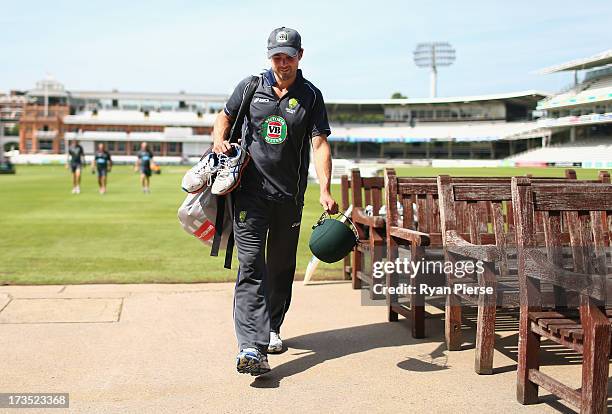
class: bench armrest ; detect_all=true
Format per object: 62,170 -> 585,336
444,230 -> 501,262
525,250 -> 606,301
352,207 -> 385,228
389,227 -> 430,246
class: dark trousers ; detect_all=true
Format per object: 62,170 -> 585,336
232,190 -> 303,354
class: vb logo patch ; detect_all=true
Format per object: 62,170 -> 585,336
262,115 -> 288,144
276,31 -> 288,42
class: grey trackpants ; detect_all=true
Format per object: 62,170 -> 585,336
232,190 -> 303,354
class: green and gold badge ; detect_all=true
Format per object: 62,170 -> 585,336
288,98 -> 298,109
262,115 -> 288,144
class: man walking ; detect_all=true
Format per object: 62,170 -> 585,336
66,139 -> 85,194
135,142 -> 154,193
213,27 -> 337,375
92,143 -> 112,194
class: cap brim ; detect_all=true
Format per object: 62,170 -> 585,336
267,46 -> 299,59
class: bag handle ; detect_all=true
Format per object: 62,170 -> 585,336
313,211 -> 359,240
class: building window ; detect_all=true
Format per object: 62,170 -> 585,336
167,142 -> 182,155
38,140 -> 53,151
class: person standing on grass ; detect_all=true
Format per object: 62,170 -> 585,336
66,139 -> 85,194
92,143 -> 112,194
135,142 -> 154,193
211,27 -> 338,376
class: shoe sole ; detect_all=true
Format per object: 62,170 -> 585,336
267,344 -> 283,354
183,174 -> 213,194
214,154 -> 250,196
236,353 -> 271,376
183,185 -> 205,194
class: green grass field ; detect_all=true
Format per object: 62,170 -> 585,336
0,165 -> 605,285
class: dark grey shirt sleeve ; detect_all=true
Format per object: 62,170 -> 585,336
223,77 -> 252,119
311,89 -> 331,138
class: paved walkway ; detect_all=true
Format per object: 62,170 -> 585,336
0,282 -> 598,413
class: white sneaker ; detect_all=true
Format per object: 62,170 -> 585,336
211,144 -> 249,195
75,186 -> 80,194
71,187 -> 76,194
182,152 -> 220,193
268,332 -> 283,354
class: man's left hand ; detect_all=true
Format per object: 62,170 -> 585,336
320,192 -> 338,214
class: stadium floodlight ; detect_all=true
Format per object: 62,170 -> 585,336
413,42 -> 456,98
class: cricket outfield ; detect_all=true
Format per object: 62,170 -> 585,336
0,165 -> 604,285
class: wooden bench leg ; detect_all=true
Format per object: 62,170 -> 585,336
411,271 -> 425,338
580,308 -> 610,414
475,262 -> 497,374
343,256 -> 351,280
517,310 -> 540,405
351,249 -> 362,290
474,304 -> 495,374
386,269 -> 398,322
411,304 -> 425,338
445,296 -> 462,351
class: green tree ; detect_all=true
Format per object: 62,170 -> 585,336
390,92 -> 407,99
3,141 -> 19,152
6,124 -> 19,136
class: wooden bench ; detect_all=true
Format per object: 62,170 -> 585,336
437,171 -> 610,374
512,177 -> 612,413
438,176 -> 515,374
350,168 -> 387,292
384,168 -> 602,341
384,170 -> 519,338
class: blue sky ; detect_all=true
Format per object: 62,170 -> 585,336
2,0 -> 610,99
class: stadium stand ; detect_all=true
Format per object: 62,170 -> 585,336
12,77 -> 548,164
506,49 -> 612,165
507,138 -> 612,165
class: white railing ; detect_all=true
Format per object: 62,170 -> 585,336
35,130 -> 57,139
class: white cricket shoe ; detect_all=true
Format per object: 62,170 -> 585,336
268,332 -> 283,354
211,144 -> 249,195
181,152 -> 220,193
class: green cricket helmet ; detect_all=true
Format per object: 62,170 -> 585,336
309,212 -> 358,263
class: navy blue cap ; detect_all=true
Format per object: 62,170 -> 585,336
267,27 -> 301,58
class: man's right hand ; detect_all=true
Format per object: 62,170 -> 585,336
213,140 -> 232,154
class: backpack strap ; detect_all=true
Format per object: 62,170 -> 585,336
228,75 -> 259,144
210,75 -> 259,264
223,227 -> 235,269
209,194 -> 225,257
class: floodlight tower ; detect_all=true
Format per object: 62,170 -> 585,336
413,42 -> 456,98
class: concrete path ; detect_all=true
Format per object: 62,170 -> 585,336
0,282 -> 601,413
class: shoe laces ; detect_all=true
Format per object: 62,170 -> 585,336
195,155 -> 215,175
193,155 -> 216,186
216,153 -> 231,178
